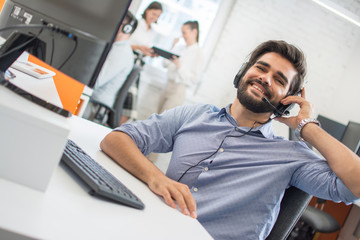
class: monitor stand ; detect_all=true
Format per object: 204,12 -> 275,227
0,32 -> 71,117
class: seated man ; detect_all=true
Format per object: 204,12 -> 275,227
100,40 -> 360,240
83,11 -> 137,122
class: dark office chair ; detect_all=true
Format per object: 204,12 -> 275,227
107,65 -> 141,128
316,115 -> 347,141
133,51 -> 146,67
286,198 -> 340,240
303,206 -> 339,233
91,65 -> 141,128
266,186 -> 312,240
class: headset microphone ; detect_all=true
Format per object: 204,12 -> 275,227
261,97 -> 286,117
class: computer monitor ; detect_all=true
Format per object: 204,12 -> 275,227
317,115 -> 347,141
0,0 -> 132,88
341,121 -> 360,152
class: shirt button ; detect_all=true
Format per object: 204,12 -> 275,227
219,148 -> 224,152
204,167 -> 209,171
193,187 -> 198,192
235,127 -> 240,131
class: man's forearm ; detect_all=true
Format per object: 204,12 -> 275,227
100,131 -> 165,185
302,123 -> 360,197
100,131 -> 198,217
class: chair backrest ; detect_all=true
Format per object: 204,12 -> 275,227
340,121 -> 360,152
317,115 -> 347,141
266,186 -> 312,240
107,65 -> 141,128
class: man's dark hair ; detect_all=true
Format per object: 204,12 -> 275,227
247,40 -> 307,95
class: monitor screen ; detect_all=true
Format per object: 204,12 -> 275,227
317,115 -> 347,141
341,121 -> 360,152
0,0 -> 132,88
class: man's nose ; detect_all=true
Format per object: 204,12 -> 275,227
259,73 -> 272,86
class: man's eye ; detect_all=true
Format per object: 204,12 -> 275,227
276,78 -> 285,86
256,66 -> 265,71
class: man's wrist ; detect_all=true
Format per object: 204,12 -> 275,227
295,118 -> 320,142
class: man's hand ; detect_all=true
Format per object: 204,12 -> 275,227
101,131 -> 197,218
274,88 -> 314,129
148,174 -> 197,219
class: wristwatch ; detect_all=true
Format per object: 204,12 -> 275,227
295,118 -> 320,142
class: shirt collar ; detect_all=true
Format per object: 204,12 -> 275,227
218,104 -> 275,139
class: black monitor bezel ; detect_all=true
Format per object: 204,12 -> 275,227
0,0 -> 132,88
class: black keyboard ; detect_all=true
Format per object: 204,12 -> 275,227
61,139 -> 145,210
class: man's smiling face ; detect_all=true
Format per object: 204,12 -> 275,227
237,52 -> 297,113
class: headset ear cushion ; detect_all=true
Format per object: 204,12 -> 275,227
122,24 -> 133,34
233,62 -> 248,88
233,71 -> 241,88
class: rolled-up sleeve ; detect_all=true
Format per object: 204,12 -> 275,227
291,158 -> 358,204
113,106 -> 189,156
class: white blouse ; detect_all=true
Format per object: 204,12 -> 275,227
129,18 -> 156,47
164,43 -> 205,87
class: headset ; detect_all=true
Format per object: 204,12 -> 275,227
177,60 -> 302,182
233,62 -> 250,89
122,17 -> 137,34
233,62 -> 301,117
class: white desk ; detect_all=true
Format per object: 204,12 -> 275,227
0,116 -> 213,240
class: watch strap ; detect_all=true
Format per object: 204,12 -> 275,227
295,118 -> 320,142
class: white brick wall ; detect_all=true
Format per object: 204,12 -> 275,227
192,0 -> 360,136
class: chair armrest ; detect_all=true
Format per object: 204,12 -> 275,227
300,206 -> 340,233
89,99 -> 114,112
266,187 -> 312,240
89,99 -> 114,124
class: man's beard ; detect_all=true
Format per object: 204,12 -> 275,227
237,78 -> 276,113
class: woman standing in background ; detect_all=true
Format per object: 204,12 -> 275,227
129,1 -> 162,57
120,2 -> 163,125
158,21 -> 205,113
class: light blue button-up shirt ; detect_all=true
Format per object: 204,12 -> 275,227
91,40 -> 134,107
117,103 -> 357,240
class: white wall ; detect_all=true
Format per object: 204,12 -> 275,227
191,0 -> 360,136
